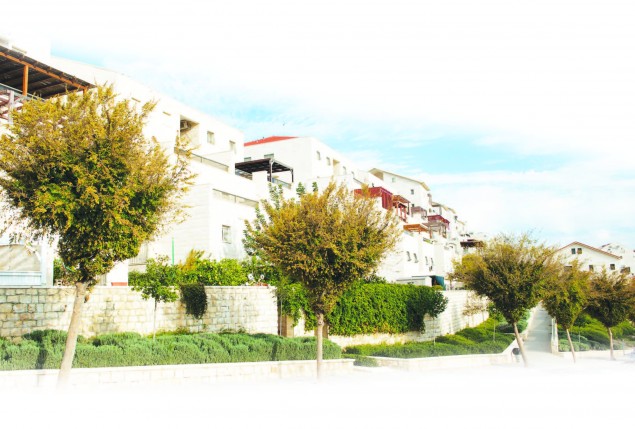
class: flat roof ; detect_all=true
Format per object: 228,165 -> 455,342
235,157 -> 294,174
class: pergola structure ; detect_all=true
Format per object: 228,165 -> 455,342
0,45 -> 93,121
235,157 -> 294,184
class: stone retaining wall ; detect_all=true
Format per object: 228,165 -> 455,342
0,285 -> 278,339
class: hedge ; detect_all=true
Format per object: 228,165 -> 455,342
343,313 -> 522,359
0,330 -> 341,371
278,282 -> 448,336
557,314 -> 635,352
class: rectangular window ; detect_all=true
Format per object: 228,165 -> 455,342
410,189 -> 415,195
264,153 -> 274,159
316,151 -> 321,160
577,248 -> 582,254
589,265 -> 594,272
610,263 -> 616,270
222,225 -> 231,243
391,177 -> 396,183
326,157 -> 331,166
343,167 -> 347,175
244,157 -> 251,161
229,140 -> 236,153
207,131 -> 215,144
406,251 -> 411,261
413,253 -> 418,263
571,248 -> 576,255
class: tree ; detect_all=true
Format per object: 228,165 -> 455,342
244,182 -> 400,378
542,261 -> 590,363
0,85 -> 191,385
129,257 -> 180,342
452,234 -> 558,367
585,269 -> 635,360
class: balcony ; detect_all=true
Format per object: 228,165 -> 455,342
354,187 -> 410,222
425,214 -> 450,238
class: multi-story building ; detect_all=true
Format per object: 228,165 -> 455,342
2,36 -> 475,288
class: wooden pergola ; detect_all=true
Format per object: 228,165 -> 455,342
0,45 -> 93,120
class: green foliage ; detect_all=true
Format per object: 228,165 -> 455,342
275,283 -> 311,325
452,233 -> 559,325
559,314 -> 635,351
543,260 -> 590,330
586,270 -> 635,329
344,316 -> 517,359
325,282 -> 448,335
130,256 -> 179,304
244,182 -> 401,317
0,85 -> 191,285
180,284 -> 208,319
0,330 -> 342,370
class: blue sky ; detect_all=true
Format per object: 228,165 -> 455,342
4,0 -> 635,248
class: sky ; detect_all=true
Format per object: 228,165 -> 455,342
4,0 -> 635,248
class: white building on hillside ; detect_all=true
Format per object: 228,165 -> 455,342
556,241 -> 624,274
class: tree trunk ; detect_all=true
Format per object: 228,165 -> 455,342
608,327 -> 615,360
513,322 -> 529,368
153,299 -> 158,343
316,312 -> 324,380
566,328 -> 576,363
57,281 -> 87,387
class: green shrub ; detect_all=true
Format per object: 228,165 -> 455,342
0,331 -> 343,370
180,284 -> 208,318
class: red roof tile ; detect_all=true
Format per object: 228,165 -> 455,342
244,136 -> 296,146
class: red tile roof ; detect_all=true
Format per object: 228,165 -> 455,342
244,136 -> 296,146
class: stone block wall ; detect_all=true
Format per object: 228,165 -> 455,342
0,285 -> 278,339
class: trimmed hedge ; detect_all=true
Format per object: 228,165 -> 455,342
343,313 -> 523,359
0,330 -> 341,371
278,282 -> 449,335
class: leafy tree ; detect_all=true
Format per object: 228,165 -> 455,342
585,270 -> 635,360
452,234 -> 559,367
244,182 -> 401,377
0,85 -> 191,385
129,257 -> 179,342
542,261 -> 590,363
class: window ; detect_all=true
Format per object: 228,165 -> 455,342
229,140 -> 236,153
207,131 -> 215,144
610,263 -> 616,270
316,151 -> 321,160
577,248 -> 582,254
264,153 -> 274,159
343,167 -> 347,175
413,253 -> 418,263
571,248 -> 576,255
410,189 -> 414,195
222,225 -> 231,243
244,157 -> 251,161
406,251 -> 411,261
430,257 -> 434,266
391,177 -> 396,183
589,265 -> 594,272
425,256 -> 429,265
326,157 -> 331,166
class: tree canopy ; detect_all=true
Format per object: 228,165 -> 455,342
452,233 -> 559,366
0,85 -> 191,383
244,182 -> 401,376
586,269 -> 635,360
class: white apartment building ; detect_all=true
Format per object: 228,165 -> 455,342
244,138 -> 470,286
2,36 -> 476,288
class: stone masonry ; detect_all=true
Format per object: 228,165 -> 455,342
0,285 -> 278,339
